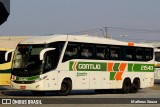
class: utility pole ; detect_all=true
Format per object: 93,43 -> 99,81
104,27 -> 108,38
98,27 -> 109,38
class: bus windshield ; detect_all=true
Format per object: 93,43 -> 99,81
155,52 -> 160,62
12,45 -> 46,77
11,42 -> 65,77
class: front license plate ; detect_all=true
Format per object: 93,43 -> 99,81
20,86 -> 26,89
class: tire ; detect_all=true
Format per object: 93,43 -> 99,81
31,91 -> 46,96
56,80 -> 72,96
131,79 -> 140,93
121,79 -> 131,94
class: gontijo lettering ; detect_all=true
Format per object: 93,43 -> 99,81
78,64 -> 101,70
69,61 -> 107,71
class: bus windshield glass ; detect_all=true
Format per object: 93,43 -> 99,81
155,52 -> 160,62
12,45 -> 46,77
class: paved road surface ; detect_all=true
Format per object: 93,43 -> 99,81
0,83 -> 160,107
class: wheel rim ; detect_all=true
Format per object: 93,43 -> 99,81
61,83 -> 68,92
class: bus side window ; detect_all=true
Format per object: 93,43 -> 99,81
65,48 -> 77,57
111,50 -> 118,59
44,51 -> 54,73
110,46 -> 121,60
145,48 -> 153,61
81,49 -> 92,58
124,47 -> 134,61
81,44 -> 93,59
63,43 -> 78,62
135,48 -> 144,60
155,52 -> 160,62
95,45 -> 106,60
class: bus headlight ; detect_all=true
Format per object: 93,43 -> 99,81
11,75 -> 16,81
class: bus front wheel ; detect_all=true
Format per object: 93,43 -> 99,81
56,80 -> 72,96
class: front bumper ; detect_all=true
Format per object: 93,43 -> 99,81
10,80 -> 45,91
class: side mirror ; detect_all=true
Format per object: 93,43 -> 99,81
5,49 -> 15,61
39,48 -> 56,60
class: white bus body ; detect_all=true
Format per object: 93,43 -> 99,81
10,35 -> 154,95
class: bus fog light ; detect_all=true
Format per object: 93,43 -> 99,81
11,75 -> 16,81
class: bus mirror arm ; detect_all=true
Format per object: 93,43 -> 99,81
40,48 -> 56,60
5,49 -> 15,61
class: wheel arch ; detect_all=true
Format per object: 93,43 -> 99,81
61,77 -> 72,88
56,77 -> 73,96
123,77 -> 131,85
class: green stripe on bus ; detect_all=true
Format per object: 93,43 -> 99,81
69,61 -> 154,72
128,63 -> 133,71
113,63 -> 120,71
16,75 -> 40,81
0,69 -> 11,73
128,64 -> 154,72
110,72 -> 116,80
69,61 -> 74,71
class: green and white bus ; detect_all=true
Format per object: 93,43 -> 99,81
10,35 -> 154,95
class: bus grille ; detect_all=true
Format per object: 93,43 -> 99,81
13,81 -> 35,84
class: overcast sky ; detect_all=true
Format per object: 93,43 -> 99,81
0,0 -> 160,42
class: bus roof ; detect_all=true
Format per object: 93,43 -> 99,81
19,35 -> 153,48
142,42 -> 160,48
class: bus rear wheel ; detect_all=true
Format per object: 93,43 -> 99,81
121,79 -> 131,94
56,80 -> 72,96
131,79 -> 140,93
